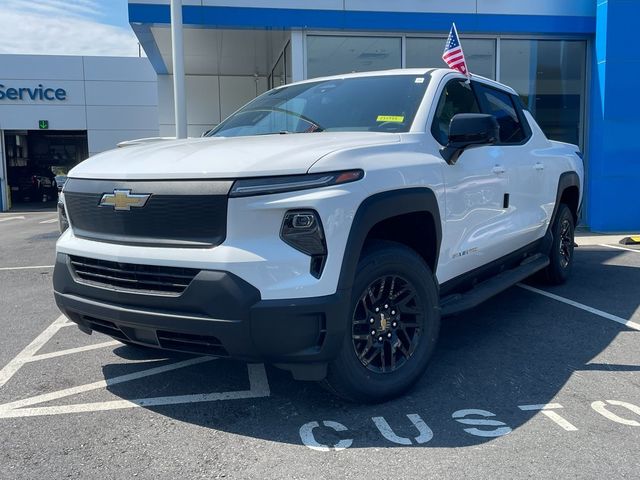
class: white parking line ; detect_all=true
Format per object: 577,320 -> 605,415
0,315 -> 69,389
39,218 -> 58,224
25,341 -> 121,362
0,314 -> 272,419
0,216 -> 25,223
0,362 -> 270,419
598,243 -> 640,253
517,283 -> 640,331
0,356 -> 214,413
0,265 -> 54,271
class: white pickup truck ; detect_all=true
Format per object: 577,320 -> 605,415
54,68 -> 583,402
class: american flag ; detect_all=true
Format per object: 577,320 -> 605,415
442,23 -> 469,76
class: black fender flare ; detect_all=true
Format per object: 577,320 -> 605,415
336,187 -> 442,292
541,171 -> 581,255
550,171 -> 581,227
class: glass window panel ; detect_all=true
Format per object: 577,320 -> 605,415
431,80 -> 480,145
499,39 -> 587,148
407,37 -> 496,79
307,35 -> 402,79
475,84 -> 526,144
270,52 -> 285,89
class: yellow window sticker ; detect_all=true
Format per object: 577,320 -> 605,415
377,115 -> 405,123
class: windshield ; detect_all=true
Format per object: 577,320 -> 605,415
208,74 -> 430,138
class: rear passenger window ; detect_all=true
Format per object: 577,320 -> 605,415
431,80 -> 480,145
475,85 -> 526,144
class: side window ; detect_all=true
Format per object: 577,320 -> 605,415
475,85 -> 526,144
431,80 -> 480,145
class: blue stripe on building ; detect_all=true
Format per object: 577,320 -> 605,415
128,4 -> 595,35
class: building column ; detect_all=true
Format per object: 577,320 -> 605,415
0,130 -> 6,211
290,30 -> 305,82
587,0 -> 640,231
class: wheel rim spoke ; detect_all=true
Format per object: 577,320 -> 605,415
351,274 -> 424,374
558,218 -> 573,268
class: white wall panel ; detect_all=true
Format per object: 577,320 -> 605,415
186,76 -> 221,125
0,105 -> 87,130
86,105 -> 158,131
220,76 -> 261,119
160,73 -> 267,135
0,55 -> 83,80
83,57 -> 157,82
158,74 -> 221,125
157,75 -> 174,124
85,81 -> 158,107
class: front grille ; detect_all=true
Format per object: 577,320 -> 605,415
70,255 -> 200,296
63,178 -> 232,248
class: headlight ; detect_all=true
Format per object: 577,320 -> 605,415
281,210 -> 327,278
229,170 -> 363,198
58,193 -> 69,234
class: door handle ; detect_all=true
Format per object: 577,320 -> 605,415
492,165 -> 506,174
534,162 -> 545,171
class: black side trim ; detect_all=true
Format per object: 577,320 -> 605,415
337,188 -> 442,291
440,253 -> 550,316
439,237 -> 545,297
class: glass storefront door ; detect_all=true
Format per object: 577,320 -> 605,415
306,35 -> 402,79
304,34 -> 587,150
499,40 -> 587,148
406,37 -> 496,79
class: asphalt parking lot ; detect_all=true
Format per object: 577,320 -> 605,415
1,211 -> 639,479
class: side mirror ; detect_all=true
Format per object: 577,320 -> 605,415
441,113 -> 499,164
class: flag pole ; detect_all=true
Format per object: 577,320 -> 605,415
453,22 -> 470,80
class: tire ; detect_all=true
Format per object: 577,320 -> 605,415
322,241 -> 440,403
542,204 -> 575,285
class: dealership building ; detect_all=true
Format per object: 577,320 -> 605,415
126,0 -> 638,232
0,55 -> 158,211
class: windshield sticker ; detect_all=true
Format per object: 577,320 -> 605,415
377,115 -> 405,123
415,78 -> 425,84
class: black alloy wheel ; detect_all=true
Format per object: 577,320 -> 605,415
322,241 -> 440,403
542,203 -> 576,285
559,218 -> 573,269
352,275 -> 424,374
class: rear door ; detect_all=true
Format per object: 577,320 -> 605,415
473,83 -> 547,247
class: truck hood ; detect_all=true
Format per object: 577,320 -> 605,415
69,132 -> 401,180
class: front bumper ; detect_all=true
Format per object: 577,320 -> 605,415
53,253 -> 349,379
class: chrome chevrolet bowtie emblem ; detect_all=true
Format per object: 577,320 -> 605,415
99,190 -> 150,211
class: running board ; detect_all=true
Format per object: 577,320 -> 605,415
439,254 -> 550,317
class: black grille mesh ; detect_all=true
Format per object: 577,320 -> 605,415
70,255 -> 200,296
63,179 -> 231,248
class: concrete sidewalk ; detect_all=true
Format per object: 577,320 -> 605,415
576,230 -> 640,246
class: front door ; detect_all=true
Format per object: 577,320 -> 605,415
432,78 -> 511,283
